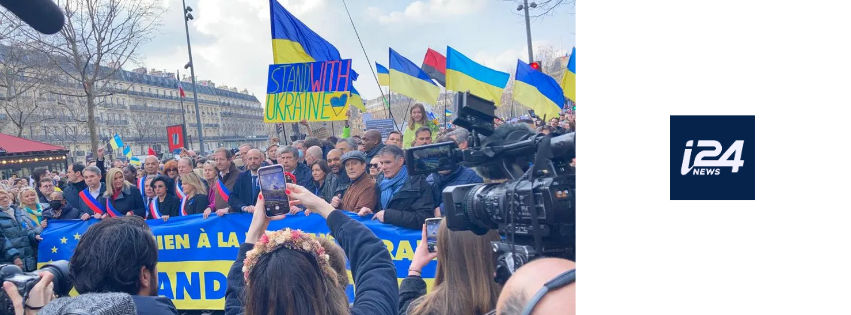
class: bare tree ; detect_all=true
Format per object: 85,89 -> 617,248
25,0 -> 163,152
503,0 -> 575,18
0,14 -> 56,137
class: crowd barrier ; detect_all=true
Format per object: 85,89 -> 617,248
37,212 -> 435,310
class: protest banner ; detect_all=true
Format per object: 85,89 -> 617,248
38,212 -> 435,310
264,59 -> 354,122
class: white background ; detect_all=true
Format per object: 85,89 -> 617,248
580,0 -> 851,314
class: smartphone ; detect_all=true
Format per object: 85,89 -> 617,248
425,218 -> 442,253
258,164 -> 289,217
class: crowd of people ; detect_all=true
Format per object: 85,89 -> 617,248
0,104 -> 576,315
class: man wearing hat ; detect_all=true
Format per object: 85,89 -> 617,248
330,151 -> 378,213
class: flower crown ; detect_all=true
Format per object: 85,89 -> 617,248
242,228 -> 332,283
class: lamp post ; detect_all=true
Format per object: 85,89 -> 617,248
517,1 -> 538,63
182,1 -> 205,155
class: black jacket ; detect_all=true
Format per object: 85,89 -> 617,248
71,184 -> 107,216
290,162 -> 316,194
42,205 -> 83,221
224,210 -> 398,315
62,181 -> 87,216
228,170 -> 260,212
183,194 -> 208,215
147,195 -> 180,219
98,185 -> 146,217
131,295 -> 179,315
0,206 -> 40,271
380,174 -> 435,230
365,143 -> 386,161
398,276 -> 428,315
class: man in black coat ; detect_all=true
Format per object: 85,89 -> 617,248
229,149 -> 263,213
62,163 -> 87,217
140,155 -> 176,197
362,130 -> 386,161
368,145 -> 434,230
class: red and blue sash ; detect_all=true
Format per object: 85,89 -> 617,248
137,176 -> 146,197
180,196 -> 188,216
149,199 -> 162,219
105,198 -> 124,217
79,189 -> 104,215
216,178 -> 230,203
175,180 -> 186,200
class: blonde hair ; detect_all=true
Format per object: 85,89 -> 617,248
179,172 -> 207,196
17,187 -> 37,207
407,103 -> 432,130
104,168 -> 132,199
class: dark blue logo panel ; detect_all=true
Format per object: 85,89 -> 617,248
670,116 -> 755,200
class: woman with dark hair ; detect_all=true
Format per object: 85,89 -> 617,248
99,168 -> 145,217
225,184 -> 397,315
148,176 -> 179,221
399,220 -> 502,315
310,160 -> 334,203
402,103 -> 438,149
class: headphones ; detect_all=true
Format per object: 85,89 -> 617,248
520,269 -> 576,315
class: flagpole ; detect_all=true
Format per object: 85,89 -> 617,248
177,70 -> 190,151
442,92 -> 448,128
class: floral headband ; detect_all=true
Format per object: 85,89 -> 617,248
242,228 -> 332,283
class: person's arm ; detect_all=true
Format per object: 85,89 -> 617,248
96,148 -> 107,183
383,180 -> 435,230
299,119 -> 314,136
228,174 -> 248,212
327,210 -> 398,315
398,276 -> 427,315
2,237 -> 20,263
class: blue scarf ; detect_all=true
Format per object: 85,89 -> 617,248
379,166 -> 408,209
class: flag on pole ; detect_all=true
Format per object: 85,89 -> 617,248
109,134 -> 125,151
422,48 -> 447,86
446,46 -> 509,105
560,47 -> 576,102
177,73 -> 186,98
389,48 -> 439,105
350,86 -> 367,112
513,59 -> 565,120
445,109 -> 453,117
376,62 -> 390,86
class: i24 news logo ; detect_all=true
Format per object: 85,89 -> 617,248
680,140 -> 745,176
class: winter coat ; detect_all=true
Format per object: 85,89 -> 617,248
98,185 -> 146,217
0,205 -> 42,271
380,174 -> 435,230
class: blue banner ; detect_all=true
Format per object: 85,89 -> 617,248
38,213 -> 434,310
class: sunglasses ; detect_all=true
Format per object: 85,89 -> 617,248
368,163 -> 379,168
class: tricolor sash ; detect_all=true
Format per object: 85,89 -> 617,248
180,196 -> 188,216
79,189 -> 104,215
216,178 -> 230,203
137,176 -> 146,197
176,180 -> 186,200
149,199 -> 162,219
105,198 -> 124,217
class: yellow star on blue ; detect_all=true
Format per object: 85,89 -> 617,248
60,236 -> 68,244
51,246 -> 57,253
73,233 -> 81,240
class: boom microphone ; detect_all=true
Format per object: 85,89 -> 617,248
0,0 -> 66,35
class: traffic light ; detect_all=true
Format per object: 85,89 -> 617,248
530,61 -> 542,71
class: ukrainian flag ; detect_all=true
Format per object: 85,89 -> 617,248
376,62 -> 390,86
350,86 -> 367,112
560,47 -> 575,102
446,46 -> 509,105
513,60 -> 565,120
389,48 -> 439,105
109,134 -> 124,151
445,109 -> 453,117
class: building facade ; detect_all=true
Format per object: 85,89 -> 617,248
0,66 -> 273,162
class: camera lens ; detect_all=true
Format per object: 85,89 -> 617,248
38,260 -> 72,296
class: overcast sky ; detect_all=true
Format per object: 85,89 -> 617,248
135,0 -> 575,101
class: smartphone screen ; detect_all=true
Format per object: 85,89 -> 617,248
426,218 -> 442,253
258,165 -> 289,217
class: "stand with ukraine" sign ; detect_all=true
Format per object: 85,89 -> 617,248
264,59 -> 354,122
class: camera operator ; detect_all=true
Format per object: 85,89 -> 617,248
495,258 -> 575,315
368,146 -> 435,230
399,220 -> 501,315
224,185 -> 397,315
426,135 -> 483,217
40,216 -> 178,315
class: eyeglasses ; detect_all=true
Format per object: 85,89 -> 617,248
368,163 -> 379,168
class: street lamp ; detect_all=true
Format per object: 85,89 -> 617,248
516,1 -> 537,63
182,1 -> 205,155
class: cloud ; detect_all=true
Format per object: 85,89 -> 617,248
471,40 -> 568,75
370,0 -> 487,24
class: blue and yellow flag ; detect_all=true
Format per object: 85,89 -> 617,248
350,85 -> 367,112
445,109 -> 453,117
376,62 -> 390,86
389,48 -> 439,105
109,134 -> 123,151
561,47 -> 576,102
446,46 -> 509,105
514,59 -> 565,120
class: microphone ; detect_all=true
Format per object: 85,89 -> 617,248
0,0 -> 65,34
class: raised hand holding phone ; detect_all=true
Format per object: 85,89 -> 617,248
257,164 -> 289,217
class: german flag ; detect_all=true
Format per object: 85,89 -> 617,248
422,48 -> 446,86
